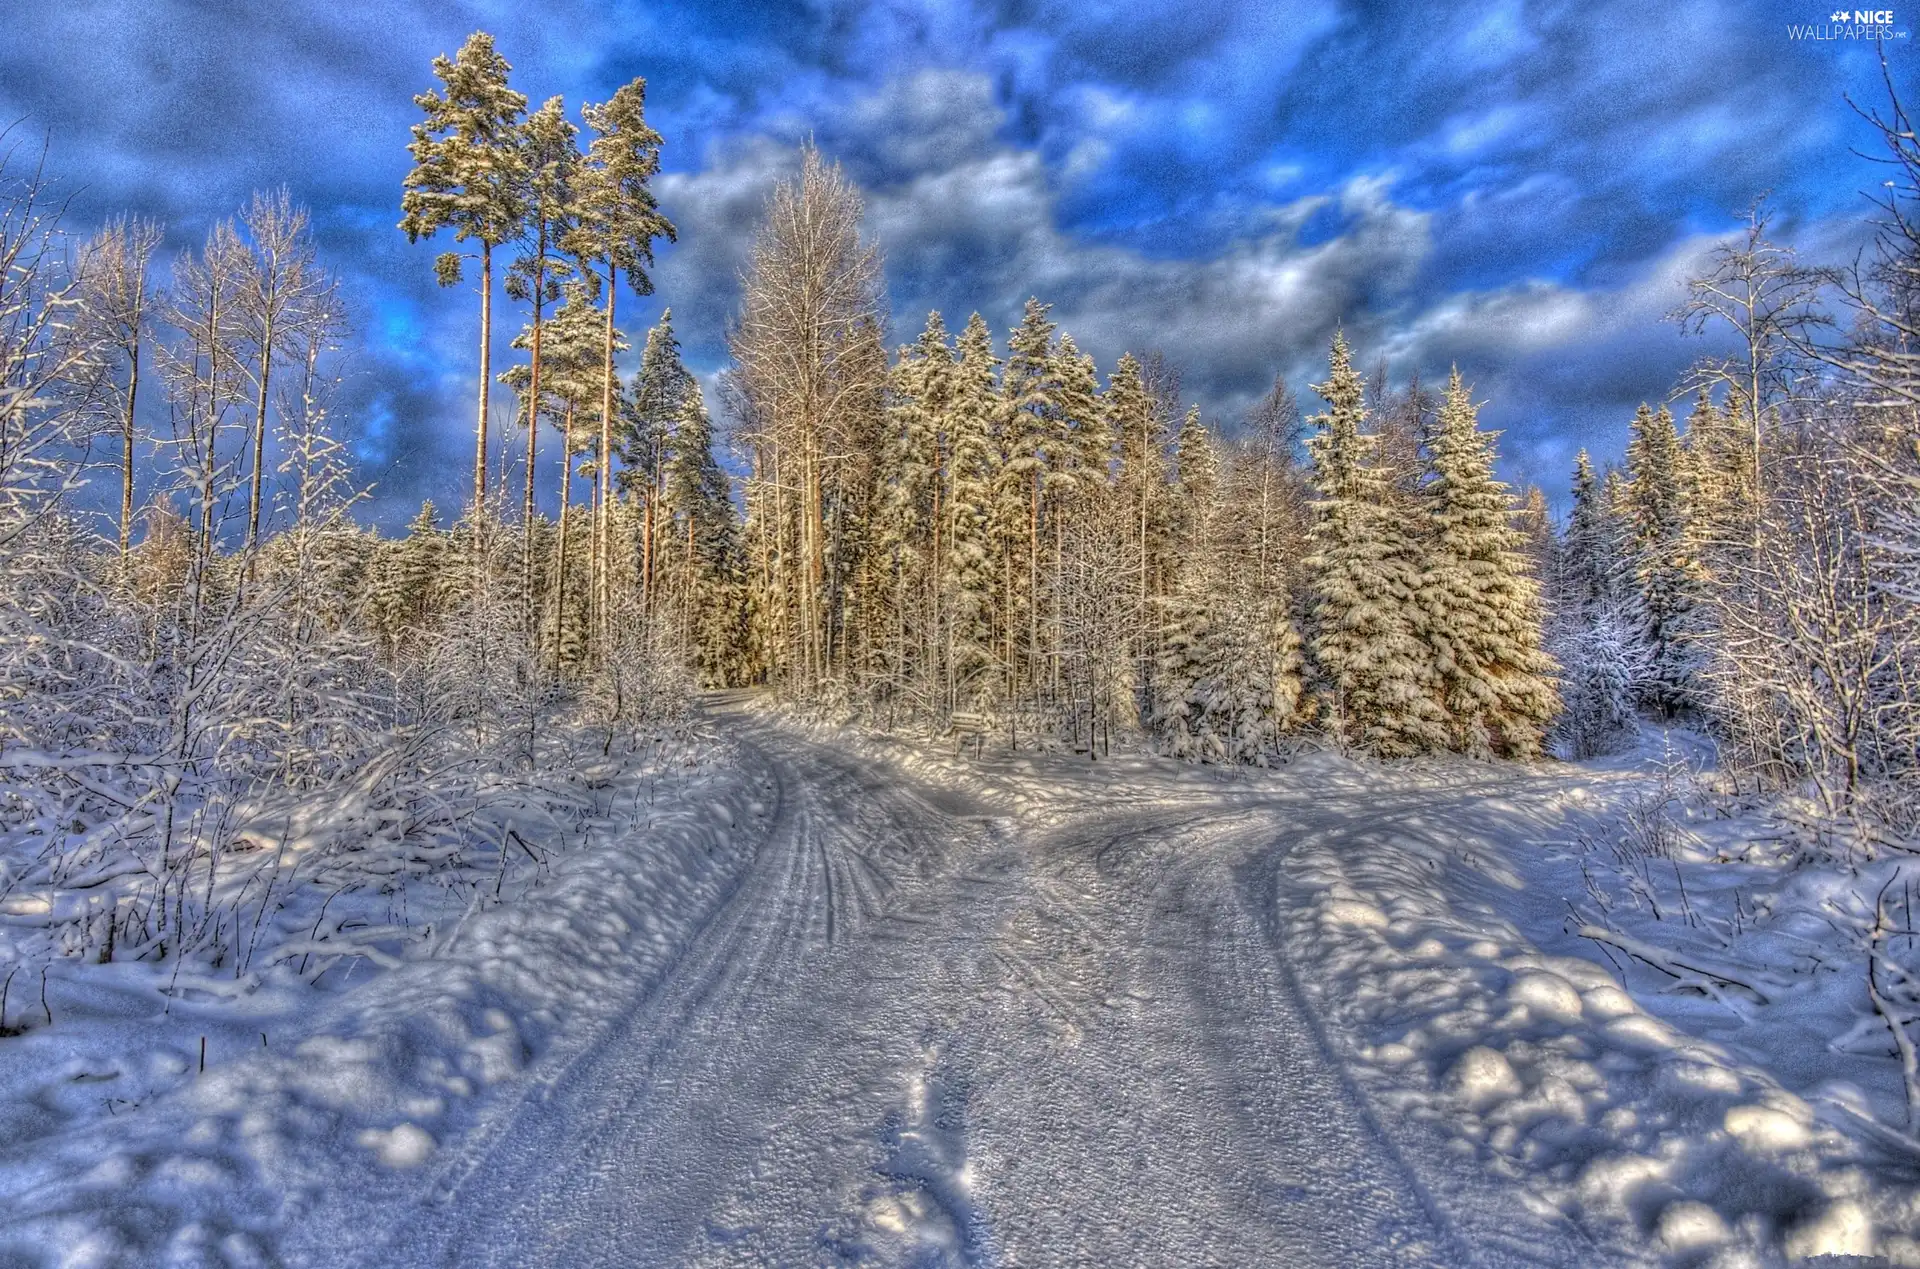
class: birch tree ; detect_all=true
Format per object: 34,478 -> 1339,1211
731,146 -> 886,692
235,190 -> 337,550
74,216 -> 163,562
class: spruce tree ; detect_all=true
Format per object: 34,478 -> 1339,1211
1106,352 -> 1163,717
1561,452 -> 1609,616
999,298 -> 1058,694
1624,402 -> 1703,715
664,381 -> 739,680
1304,332 -> 1446,756
1417,370 -> 1558,758
1551,452 -> 1654,756
946,314 -> 1000,707
1513,485 -> 1554,589
1155,415 -> 1301,765
1683,387 -> 1753,571
401,32 -> 528,508
878,312 -> 953,696
619,310 -> 695,615
1051,333 -> 1107,491
1171,404 -> 1215,550
368,501 -> 446,659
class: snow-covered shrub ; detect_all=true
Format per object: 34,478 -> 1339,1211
1550,606 -> 1652,759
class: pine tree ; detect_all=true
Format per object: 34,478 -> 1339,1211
1623,402 -> 1703,716
400,31 -> 527,508
1417,370 -> 1559,758
501,277 -> 607,666
506,96 -> 582,558
1304,332 -> 1446,757
571,77 -> 674,658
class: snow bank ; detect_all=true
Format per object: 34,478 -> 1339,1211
0,723 -> 770,1265
1276,765 -> 1920,1265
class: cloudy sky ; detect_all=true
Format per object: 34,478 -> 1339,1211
1,0 -> 1907,521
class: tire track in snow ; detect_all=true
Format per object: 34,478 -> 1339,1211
371,731 -> 881,1265
1234,805 -> 1614,1267
330,710 -> 1602,1267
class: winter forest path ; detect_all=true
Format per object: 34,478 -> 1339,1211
354,700 -> 1584,1267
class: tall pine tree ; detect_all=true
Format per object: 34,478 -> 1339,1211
571,78 -> 675,658
401,32 -> 527,508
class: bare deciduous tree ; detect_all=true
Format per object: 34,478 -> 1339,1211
75,215 -> 163,562
731,145 -> 887,691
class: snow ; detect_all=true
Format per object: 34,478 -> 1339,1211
1,701 -> 1918,1264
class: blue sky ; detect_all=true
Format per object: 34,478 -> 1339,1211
1,0 -> 1908,521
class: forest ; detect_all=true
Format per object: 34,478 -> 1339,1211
0,32 -> 1918,1011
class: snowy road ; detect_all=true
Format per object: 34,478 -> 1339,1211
324,700 -> 1591,1268
7,701 -> 1907,1264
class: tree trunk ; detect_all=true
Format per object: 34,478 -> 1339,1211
523,221 -> 547,636
199,293 -> 221,569
475,242 -> 492,511
685,515 -> 696,661
248,304 -> 275,550
119,326 -> 141,565
931,438 -> 943,703
642,478 -> 655,626
1138,439 -> 1151,720
1029,475 -> 1040,701
595,268 -> 617,662
554,405 -> 575,668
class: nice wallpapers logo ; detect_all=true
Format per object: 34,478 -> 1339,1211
1788,8 -> 1910,37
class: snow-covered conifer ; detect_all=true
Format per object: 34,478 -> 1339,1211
1304,333 -> 1446,757
1417,370 -> 1558,758
945,314 -> 1001,706
1623,402 -> 1704,715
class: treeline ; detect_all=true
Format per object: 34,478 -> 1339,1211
4,27 -> 1918,838
718,150 -> 1557,760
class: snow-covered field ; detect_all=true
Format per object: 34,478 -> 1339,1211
2,699 -> 1917,1266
